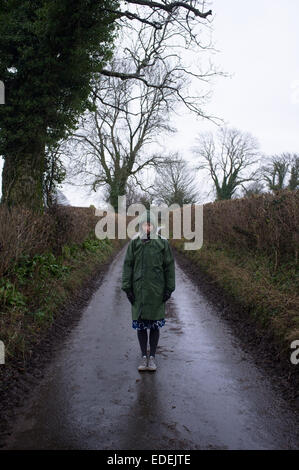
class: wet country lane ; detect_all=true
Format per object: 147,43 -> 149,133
4,244 -> 299,450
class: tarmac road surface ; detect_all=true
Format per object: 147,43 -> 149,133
5,245 -> 299,450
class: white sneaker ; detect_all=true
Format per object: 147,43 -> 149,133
138,356 -> 148,371
148,356 -> 157,371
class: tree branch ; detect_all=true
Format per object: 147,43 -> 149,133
125,0 -> 213,19
103,8 -> 163,29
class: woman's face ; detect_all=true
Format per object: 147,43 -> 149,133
142,222 -> 153,233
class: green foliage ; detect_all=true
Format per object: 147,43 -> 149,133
0,0 -> 118,151
61,244 -> 78,259
0,0 -> 119,207
0,279 -> 27,308
12,252 -> 71,284
30,309 -> 46,319
82,237 -> 112,254
8,238 -> 113,291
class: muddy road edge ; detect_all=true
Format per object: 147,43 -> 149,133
172,247 -> 299,413
0,241 -> 127,448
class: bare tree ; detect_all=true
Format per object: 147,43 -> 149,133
193,127 -> 260,200
151,153 -> 199,206
288,154 -> 299,190
261,153 -> 299,192
43,144 -> 67,208
65,62 -> 176,211
241,181 -> 265,198
57,2 -> 222,210
100,1 -> 223,119
260,153 -> 291,192
125,180 -> 154,208
51,2 -> 222,209
111,0 -> 213,26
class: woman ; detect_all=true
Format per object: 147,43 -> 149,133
121,209 -> 175,371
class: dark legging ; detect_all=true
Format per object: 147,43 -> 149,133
137,328 -> 160,357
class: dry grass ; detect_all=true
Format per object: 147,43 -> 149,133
0,205 -> 109,277
0,204 -> 128,361
168,190 -> 299,353
0,206 -> 55,276
172,239 -> 299,352
168,190 -> 299,267
202,190 -> 298,266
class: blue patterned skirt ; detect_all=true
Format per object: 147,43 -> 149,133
132,318 -> 166,330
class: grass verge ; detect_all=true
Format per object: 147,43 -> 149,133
0,237 -> 125,366
171,238 -> 299,358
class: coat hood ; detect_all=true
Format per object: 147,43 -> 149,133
137,209 -> 158,233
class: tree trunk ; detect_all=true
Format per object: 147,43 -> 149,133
1,141 -> 46,212
109,178 -> 127,213
216,188 -> 233,200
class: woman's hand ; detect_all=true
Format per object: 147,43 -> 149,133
126,290 -> 135,305
163,290 -> 172,302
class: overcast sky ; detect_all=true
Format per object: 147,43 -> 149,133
1,0 -> 298,206
169,0 -> 299,155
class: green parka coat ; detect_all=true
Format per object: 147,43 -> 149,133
121,210 -> 175,321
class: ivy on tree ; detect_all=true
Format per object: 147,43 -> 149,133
0,0 -> 118,211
